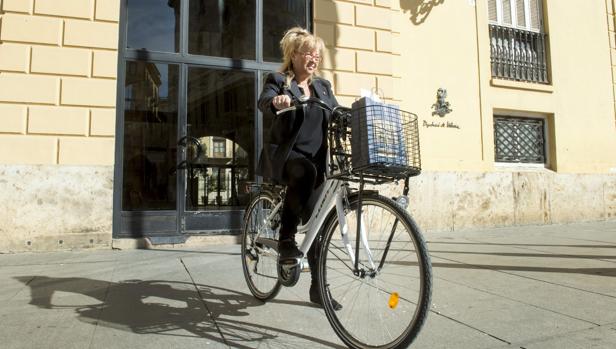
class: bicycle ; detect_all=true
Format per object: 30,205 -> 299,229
241,96 -> 432,349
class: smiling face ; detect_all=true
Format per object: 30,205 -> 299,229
292,45 -> 321,79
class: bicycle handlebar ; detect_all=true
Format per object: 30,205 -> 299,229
275,96 -> 351,116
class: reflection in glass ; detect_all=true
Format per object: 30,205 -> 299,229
127,0 -> 180,52
262,0 -> 307,62
188,0 -> 255,59
186,68 -> 255,210
123,62 -> 179,210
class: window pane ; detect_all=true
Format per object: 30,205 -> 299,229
127,0 -> 180,52
488,0 -> 497,22
516,0 -> 526,28
529,0 -> 541,31
123,62 -> 179,210
186,68 -> 255,210
502,0 -> 512,25
188,0 -> 256,59
262,0 -> 307,62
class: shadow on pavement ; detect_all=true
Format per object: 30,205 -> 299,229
389,240 -> 616,276
14,276 -> 344,349
428,250 -> 616,260
428,261 -> 616,277
430,241 -> 616,249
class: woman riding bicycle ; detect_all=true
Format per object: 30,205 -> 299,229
256,27 -> 341,309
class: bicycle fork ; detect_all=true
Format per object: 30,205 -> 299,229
335,187 -> 377,274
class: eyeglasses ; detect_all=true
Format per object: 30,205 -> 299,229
299,51 -> 321,62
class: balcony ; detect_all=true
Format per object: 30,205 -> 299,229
489,24 -> 549,84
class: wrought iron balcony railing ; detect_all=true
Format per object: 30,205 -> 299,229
489,24 -> 549,84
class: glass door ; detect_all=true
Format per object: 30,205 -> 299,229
182,68 -> 255,233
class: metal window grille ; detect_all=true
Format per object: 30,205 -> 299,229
489,24 -> 549,84
494,117 -> 546,163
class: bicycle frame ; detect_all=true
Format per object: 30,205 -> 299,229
255,174 -> 377,272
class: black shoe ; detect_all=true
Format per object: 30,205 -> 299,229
310,282 -> 343,311
278,239 -> 302,261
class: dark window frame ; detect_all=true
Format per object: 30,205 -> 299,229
113,0 -> 313,238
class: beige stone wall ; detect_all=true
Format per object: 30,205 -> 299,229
0,1 -> 119,252
0,164 -> 113,253
379,171 -> 616,232
317,0 -> 616,174
313,0 -> 616,233
314,0 -> 402,108
0,1 -> 614,251
491,0 -> 616,174
0,0 -> 119,166
608,0 -> 616,128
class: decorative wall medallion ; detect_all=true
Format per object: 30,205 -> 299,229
432,88 -> 452,117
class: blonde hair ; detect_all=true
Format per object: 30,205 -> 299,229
279,27 -> 324,88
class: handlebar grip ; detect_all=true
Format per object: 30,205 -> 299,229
275,105 -> 297,115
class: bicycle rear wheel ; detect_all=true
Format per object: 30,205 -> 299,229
241,192 -> 281,301
318,193 -> 432,349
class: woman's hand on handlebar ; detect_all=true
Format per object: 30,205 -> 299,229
272,95 -> 292,110
275,96 -> 336,116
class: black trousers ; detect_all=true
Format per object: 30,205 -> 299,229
280,150 -> 322,281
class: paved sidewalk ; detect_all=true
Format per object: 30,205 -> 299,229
1,221 -> 616,348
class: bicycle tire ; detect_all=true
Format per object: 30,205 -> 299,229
317,193 -> 432,349
241,191 -> 282,301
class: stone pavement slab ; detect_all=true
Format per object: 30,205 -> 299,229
517,323 -> 616,349
0,259 -> 116,349
0,221 -> 615,348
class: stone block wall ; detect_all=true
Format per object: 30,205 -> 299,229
314,0 -> 403,106
381,171 -> 616,233
0,1 -> 614,252
0,164 -> 113,252
0,0 -> 119,252
0,0 -> 119,166
607,0 -> 616,127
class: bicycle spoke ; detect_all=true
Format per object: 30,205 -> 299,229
328,238 -> 372,271
326,245 -> 357,273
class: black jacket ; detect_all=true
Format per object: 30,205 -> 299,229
256,72 -> 339,183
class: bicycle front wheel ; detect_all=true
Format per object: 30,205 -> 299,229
318,193 -> 432,349
241,192 -> 281,301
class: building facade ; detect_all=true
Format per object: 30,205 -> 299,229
0,0 -> 615,252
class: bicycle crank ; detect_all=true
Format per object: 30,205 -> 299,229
277,257 -> 303,287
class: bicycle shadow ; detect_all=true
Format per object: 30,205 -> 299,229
14,276 -> 344,349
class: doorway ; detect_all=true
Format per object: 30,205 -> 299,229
113,0 -> 310,239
